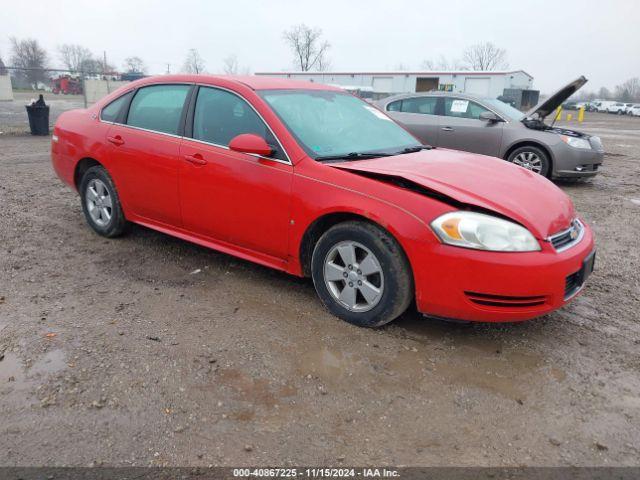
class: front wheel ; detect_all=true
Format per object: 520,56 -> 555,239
311,221 -> 413,328
507,146 -> 550,177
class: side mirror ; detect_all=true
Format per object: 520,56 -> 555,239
479,111 -> 502,122
228,134 -> 273,156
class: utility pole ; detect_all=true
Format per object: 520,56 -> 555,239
166,63 -> 171,75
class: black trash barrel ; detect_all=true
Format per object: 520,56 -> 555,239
25,95 -> 50,135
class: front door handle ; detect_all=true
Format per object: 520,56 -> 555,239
441,126 -> 454,132
184,154 -> 207,166
107,135 -> 125,146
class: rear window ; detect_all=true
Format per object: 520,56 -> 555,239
126,84 -> 190,135
100,91 -> 133,122
387,97 -> 438,115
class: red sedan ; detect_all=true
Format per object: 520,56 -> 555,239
51,75 -> 595,327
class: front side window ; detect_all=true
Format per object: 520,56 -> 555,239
444,98 -> 490,120
192,87 -> 285,160
126,84 -> 190,135
261,90 -> 419,158
101,91 -> 133,122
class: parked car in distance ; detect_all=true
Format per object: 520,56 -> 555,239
624,103 -> 635,114
607,102 -> 627,114
376,76 -> 604,179
51,75 -> 596,327
629,104 -> 640,117
596,101 -> 616,112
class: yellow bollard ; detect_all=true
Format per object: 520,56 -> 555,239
567,113 -> 573,121
578,107 -> 585,123
555,106 -> 563,122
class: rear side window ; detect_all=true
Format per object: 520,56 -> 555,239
126,84 -> 190,135
444,98 -> 490,120
100,91 -> 133,122
192,87 -> 285,160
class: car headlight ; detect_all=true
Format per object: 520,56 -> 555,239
561,135 -> 591,150
431,211 -> 540,252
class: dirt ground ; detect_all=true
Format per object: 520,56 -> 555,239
0,108 -> 639,467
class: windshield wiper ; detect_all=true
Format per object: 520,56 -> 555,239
399,144 -> 433,154
315,151 -> 394,162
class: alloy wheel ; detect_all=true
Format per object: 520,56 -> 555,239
85,178 -> 113,227
323,241 -> 384,312
512,151 -> 543,174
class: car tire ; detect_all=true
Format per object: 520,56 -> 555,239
506,146 -> 551,177
311,221 -> 413,328
80,165 -> 127,237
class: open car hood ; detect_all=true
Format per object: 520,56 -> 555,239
525,76 -> 588,120
332,149 -> 575,238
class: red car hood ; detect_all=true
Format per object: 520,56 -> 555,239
333,149 -> 575,238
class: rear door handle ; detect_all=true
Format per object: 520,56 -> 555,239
441,127 -> 454,132
184,154 -> 207,166
107,135 -> 125,146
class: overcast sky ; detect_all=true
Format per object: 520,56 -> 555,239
2,0 -> 638,94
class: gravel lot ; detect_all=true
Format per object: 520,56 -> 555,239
0,106 -> 639,467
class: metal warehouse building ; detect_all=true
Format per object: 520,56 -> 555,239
255,70 -> 534,99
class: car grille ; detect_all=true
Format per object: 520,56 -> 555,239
548,219 -> 584,252
465,291 -> 547,308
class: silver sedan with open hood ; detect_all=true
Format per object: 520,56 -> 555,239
376,77 -> 604,179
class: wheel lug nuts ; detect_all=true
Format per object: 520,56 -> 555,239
343,272 -> 348,278
357,270 -> 362,275
348,282 -> 353,287
348,265 -> 353,270
357,280 -> 362,286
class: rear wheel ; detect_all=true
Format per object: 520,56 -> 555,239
80,165 -> 127,237
507,146 -> 550,177
311,221 -> 413,328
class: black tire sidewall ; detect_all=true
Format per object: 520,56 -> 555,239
311,222 -> 413,328
508,146 -> 550,178
80,166 -> 126,237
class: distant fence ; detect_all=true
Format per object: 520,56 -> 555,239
1,67 -> 135,106
0,75 -> 11,101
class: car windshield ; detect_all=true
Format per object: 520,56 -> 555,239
259,89 -> 420,159
481,98 -> 526,121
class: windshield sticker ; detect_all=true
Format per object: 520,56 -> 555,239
364,105 -> 393,121
450,100 -> 469,113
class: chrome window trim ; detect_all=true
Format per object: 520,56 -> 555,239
194,83 -> 292,165
547,218 -> 585,252
98,82 -> 293,166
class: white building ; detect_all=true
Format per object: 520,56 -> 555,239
255,70 -> 534,99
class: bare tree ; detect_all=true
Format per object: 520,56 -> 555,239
598,86 -> 612,100
615,77 -> 640,102
58,44 -> 93,72
421,54 -> 466,71
183,49 -> 205,74
462,42 -> 508,70
123,56 -> 147,74
283,24 -> 330,71
10,37 -> 49,88
222,54 -> 239,74
0,52 -> 7,75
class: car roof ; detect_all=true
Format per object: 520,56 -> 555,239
129,74 -> 342,91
